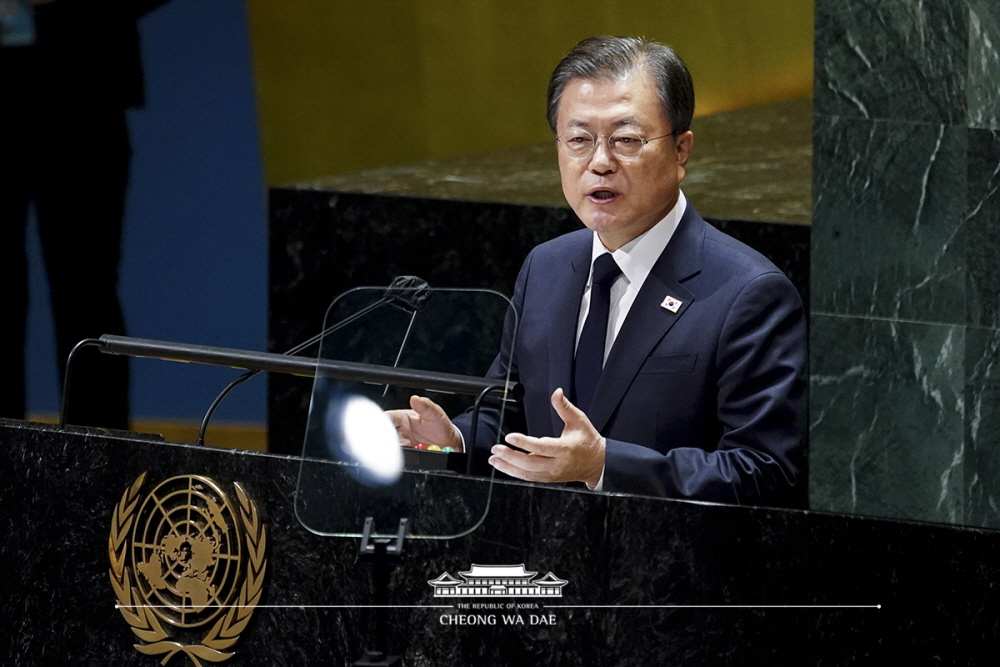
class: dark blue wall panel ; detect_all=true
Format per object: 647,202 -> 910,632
26,0 -> 266,423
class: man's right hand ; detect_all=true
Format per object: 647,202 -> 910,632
386,395 -> 464,452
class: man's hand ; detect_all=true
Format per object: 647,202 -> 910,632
489,388 -> 605,487
386,395 -> 464,452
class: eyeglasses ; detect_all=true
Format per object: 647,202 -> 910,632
556,128 -> 682,161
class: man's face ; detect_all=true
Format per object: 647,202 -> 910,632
555,71 -> 693,250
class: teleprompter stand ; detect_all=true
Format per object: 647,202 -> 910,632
353,518 -> 409,667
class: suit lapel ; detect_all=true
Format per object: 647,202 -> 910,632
586,207 -> 706,433
546,235 -> 591,435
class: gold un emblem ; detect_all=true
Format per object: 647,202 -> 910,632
109,473 -> 267,666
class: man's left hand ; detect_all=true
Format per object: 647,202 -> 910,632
489,387 -> 605,487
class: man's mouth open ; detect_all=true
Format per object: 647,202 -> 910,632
588,189 -> 619,202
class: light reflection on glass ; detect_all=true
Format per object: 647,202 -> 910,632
325,393 -> 403,486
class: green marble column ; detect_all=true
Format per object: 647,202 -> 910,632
810,0 -> 1000,527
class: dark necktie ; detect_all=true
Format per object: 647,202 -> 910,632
574,253 -> 622,414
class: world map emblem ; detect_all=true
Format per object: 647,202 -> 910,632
109,473 -> 267,666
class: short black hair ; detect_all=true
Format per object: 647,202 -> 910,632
546,36 -> 695,135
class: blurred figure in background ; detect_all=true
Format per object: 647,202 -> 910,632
1,0 -> 167,429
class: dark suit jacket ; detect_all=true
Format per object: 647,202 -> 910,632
3,0 -> 170,108
459,204 -> 807,508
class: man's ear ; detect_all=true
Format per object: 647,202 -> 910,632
675,130 -> 694,168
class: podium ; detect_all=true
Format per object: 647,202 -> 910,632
2,417 -> 997,665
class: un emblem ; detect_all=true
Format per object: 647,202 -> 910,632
109,473 -> 267,665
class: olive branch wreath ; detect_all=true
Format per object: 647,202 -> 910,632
109,474 -> 268,667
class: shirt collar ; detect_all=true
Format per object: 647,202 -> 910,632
589,190 -> 687,291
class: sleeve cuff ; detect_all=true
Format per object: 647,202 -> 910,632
586,466 -> 606,492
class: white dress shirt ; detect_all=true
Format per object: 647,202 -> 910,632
578,191 -> 687,489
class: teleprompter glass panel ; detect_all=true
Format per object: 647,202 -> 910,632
295,285 -> 516,540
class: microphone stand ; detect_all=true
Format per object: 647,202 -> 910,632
193,295 -> 391,447
196,276 -> 431,446
196,276 -> 432,446
58,277 -> 440,440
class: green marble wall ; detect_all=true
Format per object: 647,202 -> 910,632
810,1 -> 1000,527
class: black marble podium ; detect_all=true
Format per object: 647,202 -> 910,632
2,419 -> 997,665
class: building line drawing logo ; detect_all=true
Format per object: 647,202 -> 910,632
428,564 -> 567,598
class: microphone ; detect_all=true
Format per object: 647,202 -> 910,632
384,275 -> 431,313
195,276 -> 431,446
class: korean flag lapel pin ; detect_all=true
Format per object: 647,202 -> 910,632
661,295 -> 683,313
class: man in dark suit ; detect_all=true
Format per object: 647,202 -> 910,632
1,0 -> 168,429
390,36 -> 806,507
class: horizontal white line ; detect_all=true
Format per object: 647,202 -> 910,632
543,605 -> 881,609
118,605 -> 454,609
118,604 -> 880,610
